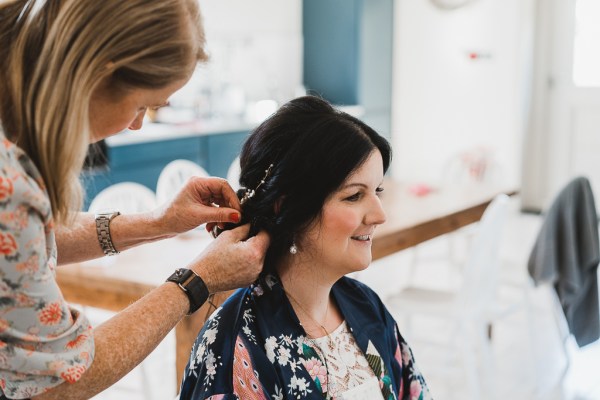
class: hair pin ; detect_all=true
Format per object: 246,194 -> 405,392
240,164 -> 274,204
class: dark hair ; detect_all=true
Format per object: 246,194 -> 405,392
233,95 -> 391,275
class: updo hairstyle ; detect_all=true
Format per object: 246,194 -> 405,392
233,95 -> 392,275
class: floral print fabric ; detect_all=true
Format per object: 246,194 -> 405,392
0,136 -> 94,399
179,275 -> 432,400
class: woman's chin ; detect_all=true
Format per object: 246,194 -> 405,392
347,258 -> 372,275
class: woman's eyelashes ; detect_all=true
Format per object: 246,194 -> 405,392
343,187 -> 384,202
344,192 -> 361,202
139,101 -> 169,112
150,101 -> 170,111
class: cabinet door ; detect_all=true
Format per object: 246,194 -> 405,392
303,0 -> 362,105
81,168 -> 113,210
108,137 -> 206,169
206,131 -> 249,178
81,136 -> 207,209
302,0 -> 393,139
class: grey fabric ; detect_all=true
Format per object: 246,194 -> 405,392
528,176 -> 600,347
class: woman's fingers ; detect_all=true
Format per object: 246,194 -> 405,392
192,177 -> 241,211
189,225 -> 270,292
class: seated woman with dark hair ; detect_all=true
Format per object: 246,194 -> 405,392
179,95 -> 432,400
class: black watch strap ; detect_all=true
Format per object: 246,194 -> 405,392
166,268 -> 209,315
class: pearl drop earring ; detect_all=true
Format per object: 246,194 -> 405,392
289,243 -> 298,254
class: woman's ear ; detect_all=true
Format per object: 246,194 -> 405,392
273,196 -> 285,215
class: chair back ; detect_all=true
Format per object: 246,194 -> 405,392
88,182 -> 157,214
457,194 -> 510,315
156,159 -> 209,204
226,156 -> 241,191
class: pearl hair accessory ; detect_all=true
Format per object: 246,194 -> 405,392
210,163 -> 274,240
240,163 -> 274,205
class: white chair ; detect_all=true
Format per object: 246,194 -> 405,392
88,182 -> 157,214
387,194 -> 510,399
226,156 -> 241,191
407,150 -> 506,279
156,159 -> 209,205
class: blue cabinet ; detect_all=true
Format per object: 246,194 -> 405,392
303,0 -> 361,105
303,0 -> 393,139
206,130 -> 249,179
81,131 -> 248,210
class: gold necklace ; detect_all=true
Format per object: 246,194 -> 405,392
284,288 -> 333,395
283,288 -> 331,340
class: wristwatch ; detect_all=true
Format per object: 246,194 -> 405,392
94,210 -> 121,256
166,268 -> 210,315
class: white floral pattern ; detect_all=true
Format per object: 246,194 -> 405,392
179,277 -> 432,400
189,307 -> 223,389
242,308 -> 258,345
262,333 -> 313,398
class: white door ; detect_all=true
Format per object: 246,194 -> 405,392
545,0 -> 600,208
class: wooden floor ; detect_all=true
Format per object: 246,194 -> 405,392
88,197 -> 600,400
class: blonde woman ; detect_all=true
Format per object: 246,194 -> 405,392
0,1 -> 269,399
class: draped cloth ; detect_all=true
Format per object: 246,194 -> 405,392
528,176 -> 600,347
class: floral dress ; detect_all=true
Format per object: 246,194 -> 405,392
179,274 -> 432,400
0,135 -> 94,399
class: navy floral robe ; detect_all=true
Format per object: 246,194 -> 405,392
179,275 -> 432,400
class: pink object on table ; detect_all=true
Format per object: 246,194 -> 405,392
408,183 -> 433,197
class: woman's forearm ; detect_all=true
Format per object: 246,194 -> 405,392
55,212 -> 171,265
56,178 -> 243,265
33,282 -> 189,400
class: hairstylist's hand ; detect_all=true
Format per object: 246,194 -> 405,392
187,224 -> 270,292
154,176 -> 241,236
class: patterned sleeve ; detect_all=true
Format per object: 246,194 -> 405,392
0,140 -> 94,399
393,325 -> 433,400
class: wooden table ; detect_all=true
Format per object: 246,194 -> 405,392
373,181 -> 518,259
56,180 -> 517,387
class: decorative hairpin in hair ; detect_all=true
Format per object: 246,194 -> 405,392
240,163 -> 274,204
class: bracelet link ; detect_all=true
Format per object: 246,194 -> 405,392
94,211 -> 121,256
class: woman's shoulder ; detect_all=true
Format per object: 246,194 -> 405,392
192,281 -> 283,349
200,288 -> 253,336
181,286 -> 271,398
0,136 -> 51,218
333,276 -> 395,331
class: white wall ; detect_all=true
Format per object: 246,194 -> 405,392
522,0 -> 600,211
391,0 -> 535,188
172,0 -> 303,119
187,0 -> 535,191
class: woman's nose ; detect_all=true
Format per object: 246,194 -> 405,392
128,111 -> 145,130
366,196 -> 387,226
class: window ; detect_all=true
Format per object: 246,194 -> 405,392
573,0 -> 600,87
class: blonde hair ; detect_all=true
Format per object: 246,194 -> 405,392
0,0 -> 208,224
